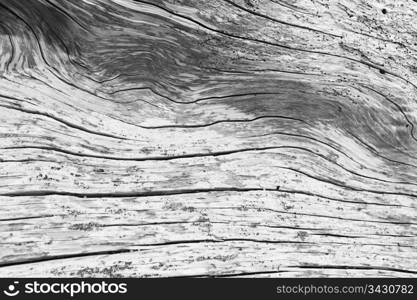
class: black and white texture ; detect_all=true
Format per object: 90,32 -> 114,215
0,0 -> 416,277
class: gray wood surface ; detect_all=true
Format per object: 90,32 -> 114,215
0,0 -> 416,277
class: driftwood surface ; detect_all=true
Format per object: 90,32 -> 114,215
0,0 -> 416,277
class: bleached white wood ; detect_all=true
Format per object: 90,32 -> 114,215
0,0 -> 416,277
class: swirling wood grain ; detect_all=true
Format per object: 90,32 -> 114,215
0,0 -> 416,277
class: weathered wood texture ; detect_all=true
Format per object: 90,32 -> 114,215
0,0 -> 416,277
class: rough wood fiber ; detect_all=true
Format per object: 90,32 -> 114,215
0,0 -> 416,277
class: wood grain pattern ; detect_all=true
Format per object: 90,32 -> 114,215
0,0 -> 416,277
